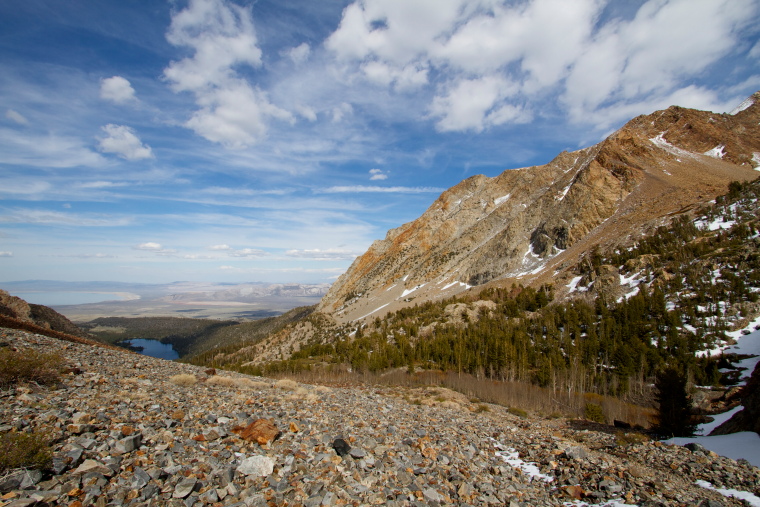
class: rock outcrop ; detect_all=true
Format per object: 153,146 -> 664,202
0,289 -> 88,338
319,93 -> 760,323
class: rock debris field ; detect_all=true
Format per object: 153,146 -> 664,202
1,328 -> 759,507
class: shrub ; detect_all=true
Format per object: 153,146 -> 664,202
0,431 -> 53,473
169,374 -> 197,387
508,407 -> 528,418
584,403 -> 606,424
475,404 -> 490,413
0,348 -> 62,387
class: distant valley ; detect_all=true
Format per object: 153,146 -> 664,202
0,280 -> 329,321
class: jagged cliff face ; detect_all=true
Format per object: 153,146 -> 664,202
319,93 -> 760,323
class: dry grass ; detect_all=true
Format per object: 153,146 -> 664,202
206,376 -> 236,387
275,378 -> 299,391
168,373 -> 197,387
0,348 -> 62,387
232,378 -> 270,390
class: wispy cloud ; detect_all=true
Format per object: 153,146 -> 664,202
285,248 -> 359,261
0,208 -> 133,227
317,185 -> 444,194
369,168 -> 388,181
5,109 -> 29,125
0,252 -> 12,258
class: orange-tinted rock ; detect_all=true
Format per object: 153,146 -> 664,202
232,418 -> 281,445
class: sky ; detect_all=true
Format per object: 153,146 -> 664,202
1,0 -> 759,285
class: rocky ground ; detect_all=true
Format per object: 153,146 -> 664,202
1,328 -> 759,507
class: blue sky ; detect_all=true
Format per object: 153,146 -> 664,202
1,0 -> 759,285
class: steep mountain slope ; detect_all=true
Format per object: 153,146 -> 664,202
320,93 -> 760,323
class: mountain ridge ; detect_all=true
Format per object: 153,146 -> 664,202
319,93 -> 760,323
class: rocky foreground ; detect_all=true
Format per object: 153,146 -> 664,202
1,329 -> 759,507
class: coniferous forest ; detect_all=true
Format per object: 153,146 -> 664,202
188,178 -> 760,418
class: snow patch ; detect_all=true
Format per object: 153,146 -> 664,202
695,216 -> 736,231
752,152 -> 760,169
695,480 -> 760,506
494,194 -> 511,206
443,281 -> 471,291
557,181 -> 573,200
696,404 -> 744,436
566,276 -> 584,293
353,303 -> 390,321
492,440 -> 553,483
729,96 -> 755,115
400,284 -> 426,298
704,145 -> 726,159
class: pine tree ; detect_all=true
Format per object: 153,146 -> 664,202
654,366 -> 696,437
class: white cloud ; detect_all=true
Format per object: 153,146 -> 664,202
228,248 -> 268,257
326,0 -> 757,133
184,80 -> 292,149
285,248 -> 359,261
563,0 -> 757,127
0,208 -> 132,227
331,102 -> 353,123
369,168 -> 388,180
100,76 -> 136,103
5,109 -> 29,125
0,129 -> 105,168
134,242 -> 177,255
97,124 -> 154,160
430,76 -> 529,132
164,0 -> 292,148
0,179 -> 52,195
318,185 -> 443,194
0,252 -> 12,257
209,244 -> 231,251
295,105 -> 318,122
135,242 -> 163,251
286,43 -> 311,65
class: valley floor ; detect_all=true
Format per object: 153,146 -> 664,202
1,327 -> 759,507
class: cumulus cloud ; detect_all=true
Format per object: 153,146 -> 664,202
430,76 -> 529,132
369,168 -> 388,180
5,109 -> 29,125
0,251 -> 12,257
100,76 -> 136,103
209,244 -> 232,251
97,124 -> 154,160
326,0 -> 757,133
164,0 -> 292,148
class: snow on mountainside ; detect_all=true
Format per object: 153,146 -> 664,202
319,92 -> 760,323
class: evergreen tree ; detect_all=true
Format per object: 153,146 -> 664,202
654,366 -> 696,437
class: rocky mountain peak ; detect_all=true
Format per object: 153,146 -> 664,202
319,93 -> 760,323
